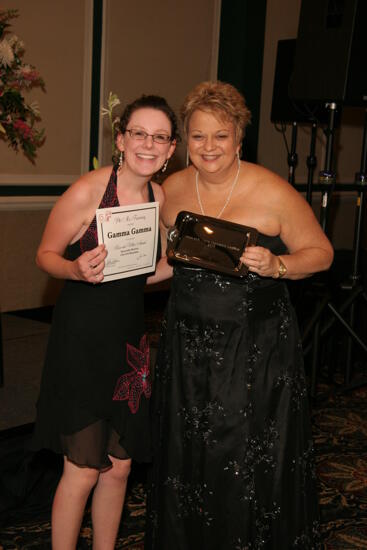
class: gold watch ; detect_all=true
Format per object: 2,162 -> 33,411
277,256 -> 287,278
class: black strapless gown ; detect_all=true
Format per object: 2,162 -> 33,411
32,167 -> 158,469
146,234 -> 320,549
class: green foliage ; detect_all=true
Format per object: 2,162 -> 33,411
101,91 -> 121,163
92,156 -> 100,170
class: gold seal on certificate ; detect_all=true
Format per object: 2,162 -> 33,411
166,210 -> 258,277
96,202 -> 159,282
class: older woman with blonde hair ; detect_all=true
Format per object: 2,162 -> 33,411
146,81 -> 332,549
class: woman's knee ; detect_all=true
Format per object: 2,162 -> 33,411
62,457 -> 100,492
104,456 -> 132,483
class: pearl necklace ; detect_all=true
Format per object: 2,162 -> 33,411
195,157 -> 241,219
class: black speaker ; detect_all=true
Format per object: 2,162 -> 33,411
271,39 -> 329,124
289,0 -> 367,105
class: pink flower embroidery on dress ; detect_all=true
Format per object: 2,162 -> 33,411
112,334 -> 151,413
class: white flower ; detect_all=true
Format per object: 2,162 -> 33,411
101,92 -> 120,117
29,101 -> 41,117
8,34 -> 24,54
107,91 -> 120,111
0,38 -> 14,67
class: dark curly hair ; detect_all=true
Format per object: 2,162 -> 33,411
117,95 -> 179,142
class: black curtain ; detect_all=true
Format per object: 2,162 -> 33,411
218,0 -> 267,163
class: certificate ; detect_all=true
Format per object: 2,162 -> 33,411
96,202 -> 159,282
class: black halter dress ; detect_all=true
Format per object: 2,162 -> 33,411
32,166 -> 159,469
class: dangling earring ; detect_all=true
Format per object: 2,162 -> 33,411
118,151 -> 123,171
161,159 -> 169,173
186,148 -> 190,167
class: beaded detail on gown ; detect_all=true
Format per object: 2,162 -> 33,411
32,166 -> 158,469
146,234 -> 321,549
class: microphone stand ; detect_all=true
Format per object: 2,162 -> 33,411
338,108 -> 367,388
302,104 -> 367,397
0,316 -> 3,387
306,103 -> 337,397
306,122 -> 318,205
319,103 -> 337,233
288,121 -> 298,186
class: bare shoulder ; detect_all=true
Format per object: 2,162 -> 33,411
60,165 -> 112,208
162,166 -> 192,197
244,161 -> 286,188
150,181 -> 165,204
244,161 -> 305,206
160,167 -> 193,227
72,165 -> 112,196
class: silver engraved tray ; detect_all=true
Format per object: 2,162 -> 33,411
166,211 -> 258,277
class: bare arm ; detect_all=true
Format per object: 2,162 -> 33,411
36,170 -> 108,283
146,255 -> 173,285
241,176 -> 334,280
146,188 -> 173,285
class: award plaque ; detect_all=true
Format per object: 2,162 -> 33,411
166,211 -> 258,277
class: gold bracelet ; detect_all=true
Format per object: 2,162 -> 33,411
277,256 -> 287,278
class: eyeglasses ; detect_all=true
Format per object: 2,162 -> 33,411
125,128 -> 172,144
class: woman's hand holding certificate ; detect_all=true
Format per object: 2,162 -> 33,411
96,202 -> 159,282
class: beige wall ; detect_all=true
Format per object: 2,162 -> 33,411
99,0 -> 221,170
0,206 -> 63,312
0,0 -> 92,185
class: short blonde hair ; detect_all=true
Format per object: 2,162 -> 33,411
180,81 -> 251,142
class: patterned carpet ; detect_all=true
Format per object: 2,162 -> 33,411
0,470 -> 146,549
0,288 -> 367,549
314,381 -> 367,549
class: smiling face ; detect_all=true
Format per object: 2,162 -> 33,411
187,109 -> 240,177
117,107 -> 176,178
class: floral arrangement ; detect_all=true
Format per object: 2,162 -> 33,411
0,8 -> 45,162
93,91 -> 121,169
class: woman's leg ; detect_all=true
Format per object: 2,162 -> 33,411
52,457 -> 99,550
91,456 -> 132,550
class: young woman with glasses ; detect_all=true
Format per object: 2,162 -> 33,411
32,95 -> 177,550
